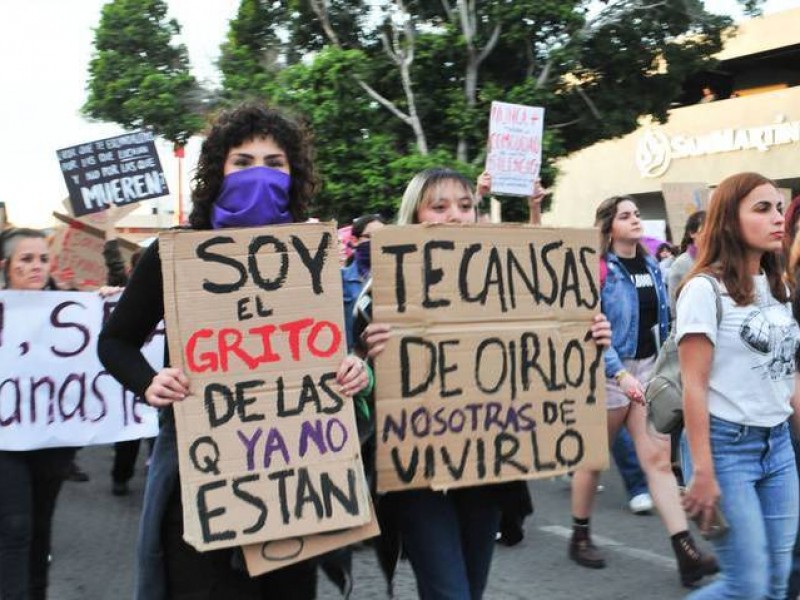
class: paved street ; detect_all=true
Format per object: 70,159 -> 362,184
50,445 -> 709,599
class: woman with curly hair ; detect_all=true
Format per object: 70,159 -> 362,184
98,103 -> 369,600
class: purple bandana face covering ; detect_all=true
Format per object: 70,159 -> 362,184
211,167 -> 293,229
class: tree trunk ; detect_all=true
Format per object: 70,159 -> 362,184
308,0 -> 428,155
452,0 -> 500,163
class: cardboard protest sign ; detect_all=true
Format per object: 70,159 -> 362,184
56,131 -> 169,217
60,197 -> 139,227
661,182 -> 709,244
160,223 -> 371,552
371,225 -> 608,493
0,291 -> 160,450
486,102 -> 545,197
243,499 -> 380,576
49,212 -> 141,291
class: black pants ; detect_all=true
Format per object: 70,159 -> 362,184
112,438 -> 154,484
0,448 -> 75,600
162,486 -> 318,599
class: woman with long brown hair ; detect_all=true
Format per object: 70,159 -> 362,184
678,172 -> 800,598
568,195 -> 717,588
0,228 -> 75,600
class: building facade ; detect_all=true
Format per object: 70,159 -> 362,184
546,8 -> 800,230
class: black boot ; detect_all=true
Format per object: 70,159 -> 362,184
67,460 -> 90,483
671,531 -> 719,587
569,518 -> 606,569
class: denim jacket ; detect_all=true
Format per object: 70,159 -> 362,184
602,252 -> 669,379
341,261 -> 365,352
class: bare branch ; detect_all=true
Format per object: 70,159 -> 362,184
308,0 -> 341,47
575,85 -> 602,119
477,24 -> 501,64
457,0 -> 475,51
440,0 -> 455,22
549,117 -> 583,129
355,77 -> 412,125
536,58 -> 553,88
312,0 -> 428,154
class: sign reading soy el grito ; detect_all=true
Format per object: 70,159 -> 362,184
160,223 -> 371,552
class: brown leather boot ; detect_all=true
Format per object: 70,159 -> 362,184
569,535 -> 606,569
671,532 -> 719,587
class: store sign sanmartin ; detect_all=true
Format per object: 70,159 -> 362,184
636,116 -> 800,178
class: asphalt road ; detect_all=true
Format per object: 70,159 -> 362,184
49,444 -> 709,599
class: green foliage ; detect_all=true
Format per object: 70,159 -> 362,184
80,0 -> 754,223
265,48 -> 415,222
218,0 -> 285,98
83,0 -> 204,144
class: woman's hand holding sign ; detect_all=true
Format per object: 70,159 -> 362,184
361,323 -> 392,359
336,355 -> 370,396
145,367 -> 190,407
589,313 -> 612,348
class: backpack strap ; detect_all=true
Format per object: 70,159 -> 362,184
695,273 -> 723,327
599,257 -> 608,288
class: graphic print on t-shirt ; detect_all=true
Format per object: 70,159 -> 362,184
631,273 -> 654,289
739,309 -> 799,380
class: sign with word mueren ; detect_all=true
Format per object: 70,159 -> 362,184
160,223 -> 371,552
371,224 -> 609,493
56,131 -> 169,217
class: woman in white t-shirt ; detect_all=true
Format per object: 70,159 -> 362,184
677,172 -> 800,599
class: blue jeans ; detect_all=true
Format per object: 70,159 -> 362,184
786,434 -> 800,600
681,416 -> 798,599
392,487 -> 501,600
136,414 -> 180,600
612,427 -> 648,499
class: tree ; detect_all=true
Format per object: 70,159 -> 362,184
218,0 -> 287,98
264,47 -> 476,221
217,0 -> 755,223
83,0 -> 205,144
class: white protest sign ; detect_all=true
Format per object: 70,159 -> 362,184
486,102 -> 545,197
0,291 -> 161,450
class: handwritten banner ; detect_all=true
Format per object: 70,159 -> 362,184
49,215 -> 141,291
486,101 -> 545,197
371,224 -> 608,492
160,223 -> 371,552
56,131 -> 169,217
0,291 -> 161,450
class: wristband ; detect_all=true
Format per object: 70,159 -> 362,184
614,370 -> 629,383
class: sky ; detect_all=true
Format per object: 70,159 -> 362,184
1,0 -> 799,228
0,0 -> 239,228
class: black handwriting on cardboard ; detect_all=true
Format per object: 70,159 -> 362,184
195,466 -> 361,545
387,429 -> 585,485
398,331 -> 600,404
381,240 -> 599,314
196,233 -> 331,295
